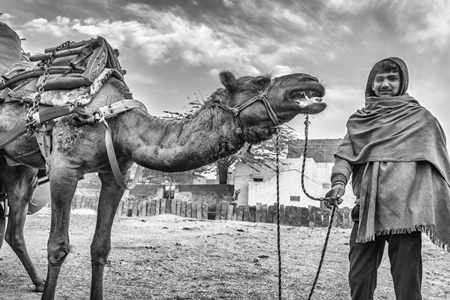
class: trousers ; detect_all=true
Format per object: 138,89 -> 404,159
348,222 -> 422,300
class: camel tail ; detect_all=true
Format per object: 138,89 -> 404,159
0,203 -> 5,249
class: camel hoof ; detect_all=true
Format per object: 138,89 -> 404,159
33,283 -> 45,293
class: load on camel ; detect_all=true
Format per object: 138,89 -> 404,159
0,22 -> 327,300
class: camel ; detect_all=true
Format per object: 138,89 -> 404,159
0,69 -> 326,300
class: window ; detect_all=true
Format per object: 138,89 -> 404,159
290,196 -> 300,202
252,178 -> 263,182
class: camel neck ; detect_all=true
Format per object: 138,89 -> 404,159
111,104 -> 245,172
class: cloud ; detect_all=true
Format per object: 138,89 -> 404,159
399,2 -> 450,51
0,13 -> 15,23
324,0 -> 368,13
272,65 -> 293,77
14,1 -> 356,77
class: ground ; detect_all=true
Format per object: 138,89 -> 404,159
0,208 -> 449,300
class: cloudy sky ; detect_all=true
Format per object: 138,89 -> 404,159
2,0 -> 450,140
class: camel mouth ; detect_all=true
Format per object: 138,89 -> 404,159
290,89 -> 324,108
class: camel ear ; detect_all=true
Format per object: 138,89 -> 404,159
219,71 -> 237,92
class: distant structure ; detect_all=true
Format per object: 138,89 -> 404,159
234,138 -> 356,208
287,138 -> 343,162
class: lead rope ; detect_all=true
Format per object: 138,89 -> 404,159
301,114 -> 337,300
275,127 -> 282,300
275,116 -> 337,300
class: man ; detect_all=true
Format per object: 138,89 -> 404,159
326,57 -> 450,300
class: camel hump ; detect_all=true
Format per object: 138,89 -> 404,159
0,22 -> 22,76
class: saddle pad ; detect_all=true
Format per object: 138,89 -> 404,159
0,22 -> 22,76
8,68 -> 123,107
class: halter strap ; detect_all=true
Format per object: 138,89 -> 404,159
217,78 -> 280,131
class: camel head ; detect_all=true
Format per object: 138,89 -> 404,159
218,71 -> 326,129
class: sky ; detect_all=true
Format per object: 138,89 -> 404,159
2,0 -> 450,141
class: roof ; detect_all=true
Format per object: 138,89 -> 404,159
287,138 -> 343,163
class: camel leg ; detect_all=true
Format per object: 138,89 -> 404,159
0,164 -> 45,292
41,162 -> 79,300
90,171 -> 125,300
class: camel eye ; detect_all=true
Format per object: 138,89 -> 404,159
256,79 -> 268,86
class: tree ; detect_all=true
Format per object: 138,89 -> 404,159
214,125 -> 298,184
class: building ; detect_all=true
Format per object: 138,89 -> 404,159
233,139 -> 356,208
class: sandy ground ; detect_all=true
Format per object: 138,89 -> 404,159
0,207 -> 449,300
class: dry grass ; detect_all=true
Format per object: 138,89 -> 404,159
1,208 -> 449,299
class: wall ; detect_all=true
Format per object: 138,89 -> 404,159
234,158 -> 356,208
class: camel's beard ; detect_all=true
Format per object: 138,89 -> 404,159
240,125 -> 278,144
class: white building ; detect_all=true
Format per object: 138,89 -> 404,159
233,139 -> 356,208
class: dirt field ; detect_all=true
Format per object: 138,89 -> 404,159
1,208 -> 449,300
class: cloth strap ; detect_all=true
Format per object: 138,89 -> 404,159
103,120 -> 142,190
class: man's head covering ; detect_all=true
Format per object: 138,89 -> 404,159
365,57 -> 409,97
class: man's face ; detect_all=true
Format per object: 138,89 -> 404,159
372,71 -> 401,97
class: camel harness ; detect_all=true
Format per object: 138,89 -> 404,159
0,38 -> 145,190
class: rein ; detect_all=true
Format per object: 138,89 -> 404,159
274,115 -> 338,300
302,115 -> 337,300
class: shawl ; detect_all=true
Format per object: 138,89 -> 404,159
336,95 -> 450,183
335,95 -> 450,249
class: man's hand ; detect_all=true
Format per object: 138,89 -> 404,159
324,184 -> 345,209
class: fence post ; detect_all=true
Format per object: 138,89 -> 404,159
201,202 -> 208,220
255,203 -> 262,222
267,205 -> 274,223
175,199 -> 181,216
215,203 -> 221,220
186,202 -> 192,218
308,206 -> 315,228
279,205 -> 285,225
261,204 -> 268,223
160,199 -> 166,215
323,209 -> 330,227
154,199 -> 159,216
272,204 -> 278,224
249,206 -> 256,222
126,198 -> 132,217
243,205 -> 250,221
289,206 -> 297,226
193,201 -> 199,218
314,207 -> 323,227
236,205 -> 243,221
226,203 -> 234,220
137,200 -> 145,217
283,206 -> 291,226
180,201 -> 186,217
148,200 -> 155,216
220,202 -> 228,220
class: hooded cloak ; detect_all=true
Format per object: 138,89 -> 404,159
333,57 -> 450,249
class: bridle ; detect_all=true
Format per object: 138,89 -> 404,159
216,78 -> 280,132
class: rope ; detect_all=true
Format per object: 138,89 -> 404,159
301,114 -> 338,300
275,128 -> 282,300
307,205 -> 336,300
301,115 -> 325,201
273,115 -> 338,300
